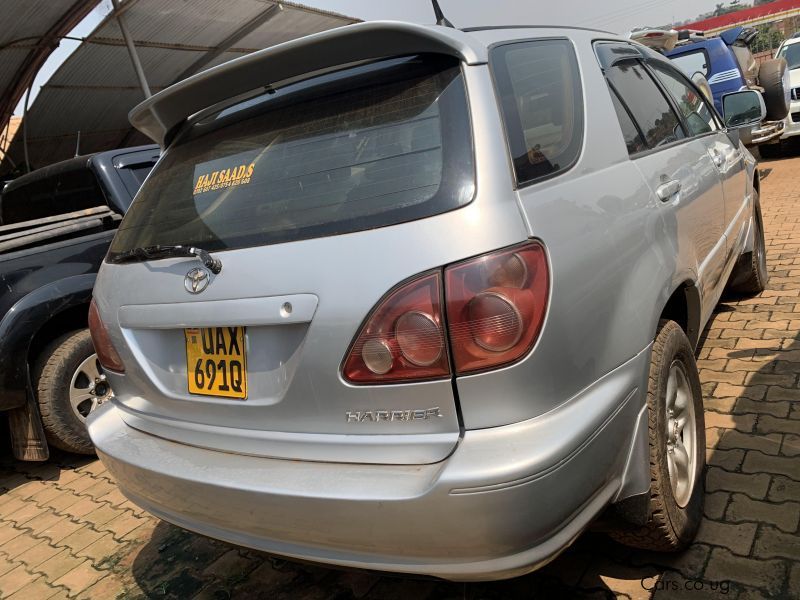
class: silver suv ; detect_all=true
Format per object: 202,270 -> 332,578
88,21 -> 768,580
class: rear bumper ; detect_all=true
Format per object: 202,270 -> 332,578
88,348 -> 649,581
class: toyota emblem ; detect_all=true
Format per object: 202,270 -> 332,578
185,267 -> 211,294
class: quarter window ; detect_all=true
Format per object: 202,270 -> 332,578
491,39 -> 584,185
606,60 -> 685,151
650,63 -> 719,137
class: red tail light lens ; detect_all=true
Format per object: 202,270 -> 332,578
445,241 -> 549,374
88,299 -> 125,373
343,273 -> 449,383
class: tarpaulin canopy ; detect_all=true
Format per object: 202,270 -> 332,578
1,0 -> 357,176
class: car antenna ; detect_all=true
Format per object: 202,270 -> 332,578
431,0 -> 454,28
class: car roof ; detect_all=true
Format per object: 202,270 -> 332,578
129,20 -> 624,147
781,36 -> 800,47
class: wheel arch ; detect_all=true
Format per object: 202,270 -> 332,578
0,274 -> 95,411
659,281 -> 702,350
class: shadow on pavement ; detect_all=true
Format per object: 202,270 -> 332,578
0,421 -> 95,496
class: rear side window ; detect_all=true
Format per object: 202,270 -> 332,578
490,39 -> 584,186
609,88 -> 647,155
109,55 -> 474,256
1,168 -> 106,225
649,63 -> 719,137
606,60 -> 686,151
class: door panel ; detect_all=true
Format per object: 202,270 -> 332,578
633,139 -> 726,319
702,133 -> 748,249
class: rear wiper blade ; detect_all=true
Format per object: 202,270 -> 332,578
109,244 -> 222,274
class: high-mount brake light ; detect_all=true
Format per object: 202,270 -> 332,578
343,273 -> 449,383
88,299 -> 125,373
445,241 -> 549,374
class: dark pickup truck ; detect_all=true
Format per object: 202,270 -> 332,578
0,145 -> 159,460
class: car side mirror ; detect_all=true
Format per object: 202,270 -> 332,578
722,90 -> 766,128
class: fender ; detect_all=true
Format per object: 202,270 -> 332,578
0,273 -> 96,410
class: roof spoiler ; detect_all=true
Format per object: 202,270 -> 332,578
129,21 -> 487,147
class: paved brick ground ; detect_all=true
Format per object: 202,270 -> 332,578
2,152 -> 800,599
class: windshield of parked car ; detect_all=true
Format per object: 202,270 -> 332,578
108,55 -> 474,257
777,43 -> 800,69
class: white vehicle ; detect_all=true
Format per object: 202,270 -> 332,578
775,36 -> 800,143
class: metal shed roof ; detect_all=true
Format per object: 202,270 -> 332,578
0,0 -> 99,157
0,0 -> 358,176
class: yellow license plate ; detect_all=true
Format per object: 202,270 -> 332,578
185,327 -> 247,399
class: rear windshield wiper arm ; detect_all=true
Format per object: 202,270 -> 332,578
109,245 -> 222,274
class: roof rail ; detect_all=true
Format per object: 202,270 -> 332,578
129,21 -> 487,147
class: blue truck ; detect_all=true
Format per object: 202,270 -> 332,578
665,27 -> 791,150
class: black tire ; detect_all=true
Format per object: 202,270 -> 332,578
34,329 -> 103,455
727,191 -> 768,296
610,320 -> 705,551
758,59 -> 790,121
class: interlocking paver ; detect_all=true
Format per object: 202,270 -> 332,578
2,154 -> 800,599
52,559 -> 105,597
6,576 -> 61,600
725,493 -> 800,533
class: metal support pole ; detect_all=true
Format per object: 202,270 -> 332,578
111,0 -> 151,99
23,83 -> 32,173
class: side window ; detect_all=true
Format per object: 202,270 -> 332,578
609,87 -> 647,155
491,39 -> 584,185
670,51 -> 709,78
649,63 -> 719,137
606,60 -> 685,151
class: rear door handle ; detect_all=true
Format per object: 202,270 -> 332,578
656,179 -> 682,201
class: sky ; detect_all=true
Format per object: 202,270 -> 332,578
14,0 -> 728,116
311,0 -> 728,32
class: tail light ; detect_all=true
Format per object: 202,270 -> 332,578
343,273 -> 449,383
445,242 -> 548,373
88,299 -> 125,373
343,241 -> 549,384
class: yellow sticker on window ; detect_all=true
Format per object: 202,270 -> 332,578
193,162 -> 255,195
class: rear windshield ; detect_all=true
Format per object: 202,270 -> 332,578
109,55 -> 474,257
1,167 -> 105,225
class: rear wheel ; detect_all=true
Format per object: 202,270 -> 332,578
727,191 -> 768,296
610,320 -> 705,551
34,329 -> 112,454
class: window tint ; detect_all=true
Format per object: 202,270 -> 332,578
609,88 -> 647,155
0,168 -> 106,225
651,63 -> 718,137
671,51 -> 709,78
491,39 -> 583,185
606,60 -> 685,150
116,163 -> 156,205
109,55 -> 474,256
